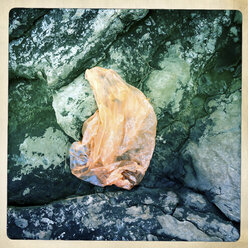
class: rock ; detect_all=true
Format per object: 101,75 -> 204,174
14,218 -> 28,229
7,9 -> 241,240
7,78 -> 97,205
7,187 -> 173,240
9,9 -> 148,88
145,53 -> 192,117
8,126 -> 95,205
157,214 -> 221,241
52,74 -> 97,140
9,8 -> 50,40
5,128 -> 110,205
173,207 -> 239,241
185,211 -> 240,241
97,10 -> 233,87
181,90 -> 241,222
8,186 -> 237,241
8,79 -> 54,151
17,127 -> 70,172
177,188 -> 214,213
97,10 -> 182,85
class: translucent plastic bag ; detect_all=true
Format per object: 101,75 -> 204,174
70,67 -> 157,189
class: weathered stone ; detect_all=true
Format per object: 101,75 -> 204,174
8,187 -> 234,241
6,188 -> 171,240
145,54 -> 192,117
181,90 -> 241,222
9,8 -> 50,40
52,74 -> 97,140
9,9 -> 148,88
7,9 -> 241,241
173,207 -> 239,241
97,10 -> 181,85
14,218 -> 28,229
178,188 -> 213,212
185,211 -> 240,241
157,214 -> 221,241
8,125 -> 96,205
8,79 -> 54,148
17,127 -> 70,172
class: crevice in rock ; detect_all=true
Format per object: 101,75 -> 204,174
53,10 -> 150,89
9,9 -> 52,42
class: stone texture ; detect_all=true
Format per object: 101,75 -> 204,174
177,188 -> 215,213
9,8 -> 50,40
8,127 -> 81,205
9,9 -> 148,88
157,214 -> 221,241
181,90 -> 241,222
173,207 -> 239,241
7,78 -> 95,205
7,186 -> 239,241
52,74 -> 97,140
8,8 -> 241,240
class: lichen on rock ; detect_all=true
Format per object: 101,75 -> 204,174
9,9 -> 149,88
52,74 -> 97,140
17,127 -> 70,173
182,90 -> 241,222
7,8 -> 241,241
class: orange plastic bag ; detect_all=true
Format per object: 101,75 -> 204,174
70,67 -> 157,190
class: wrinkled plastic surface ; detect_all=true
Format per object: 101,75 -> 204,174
70,67 -> 157,189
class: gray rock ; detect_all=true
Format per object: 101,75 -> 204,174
14,218 -> 28,229
52,73 -> 97,140
9,8 -> 50,40
173,207 -> 239,241
8,187 -> 233,241
7,78 -> 77,205
7,78 -> 97,205
9,9 -> 148,88
8,79 -> 54,146
16,127 -> 70,172
182,90 -> 241,222
185,211 -> 240,241
7,188 -> 173,240
145,52 -> 192,117
97,10 -> 233,87
97,10 -> 181,85
178,188 -> 214,212
8,126 -> 94,205
157,214 -> 221,241
7,10 -> 241,241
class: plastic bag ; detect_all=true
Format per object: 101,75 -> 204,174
70,67 -> 157,189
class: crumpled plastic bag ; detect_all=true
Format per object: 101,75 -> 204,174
70,67 -> 157,189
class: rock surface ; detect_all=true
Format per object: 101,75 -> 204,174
9,8 -> 50,40
181,90 -> 241,222
8,9 -> 241,240
52,74 -> 97,140
9,9 -> 148,88
7,187 -> 239,241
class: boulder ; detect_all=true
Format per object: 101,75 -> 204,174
9,9 -> 148,88
7,8 -> 241,240
7,186 -> 238,241
181,90 -> 241,222
8,79 -> 94,205
173,207 -> 239,241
